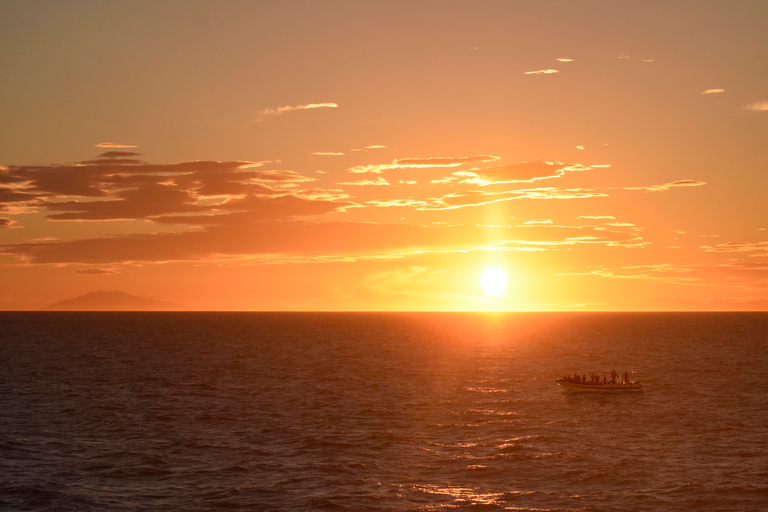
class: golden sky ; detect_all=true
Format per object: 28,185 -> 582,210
1,1 -> 767,310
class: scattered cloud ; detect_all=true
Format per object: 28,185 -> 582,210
96,142 -> 138,148
311,152 -> 344,156
364,145 -> 386,149
743,101 -> 768,111
0,218 -> 14,228
702,89 -> 725,94
556,58 -> 574,62
523,69 -> 559,75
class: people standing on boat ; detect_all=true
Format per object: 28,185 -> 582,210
610,369 -> 617,384
623,371 -> 629,384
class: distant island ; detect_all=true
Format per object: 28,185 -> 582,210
42,291 -> 187,311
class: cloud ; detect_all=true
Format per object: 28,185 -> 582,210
1,156 -> 337,224
702,89 -> 725,94
556,58 -> 574,62
0,218 -> 640,266
152,194 -> 353,225
348,155 -> 500,174
0,217 -> 14,228
96,142 -> 138,148
338,177 -> 390,186
311,152 -> 344,156
421,187 -> 609,210
75,268 -> 118,275
523,69 -> 559,75
5,160 -> 279,199
258,102 -> 338,119
44,183 -> 210,221
624,180 -> 706,192
700,241 -> 768,253
561,262 -> 768,290
457,161 -> 570,185
743,101 -> 768,111
366,198 -> 428,208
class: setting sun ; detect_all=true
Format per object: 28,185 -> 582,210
480,267 -> 508,297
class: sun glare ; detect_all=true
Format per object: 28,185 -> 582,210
480,267 -> 508,297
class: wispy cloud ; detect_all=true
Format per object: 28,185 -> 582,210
743,101 -> 768,111
421,187 -> 609,210
523,69 -> 559,75
700,241 -> 768,253
311,152 -> 344,156
702,89 -> 725,94
457,161 -> 570,185
348,155 -> 500,174
624,180 -> 706,192
96,142 -> 138,148
337,177 -> 390,186
556,58 -> 574,62
258,102 -> 338,119
75,268 -> 118,275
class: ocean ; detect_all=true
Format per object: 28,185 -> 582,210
1,312 -> 766,511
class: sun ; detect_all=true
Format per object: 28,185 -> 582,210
480,267 -> 508,297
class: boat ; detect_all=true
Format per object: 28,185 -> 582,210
555,379 -> 643,392
556,369 -> 643,392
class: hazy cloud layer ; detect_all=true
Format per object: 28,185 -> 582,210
2,220 -> 642,265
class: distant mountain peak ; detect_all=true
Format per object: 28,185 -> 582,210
41,290 -> 187,311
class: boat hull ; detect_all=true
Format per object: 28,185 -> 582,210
556,379 -> 643,392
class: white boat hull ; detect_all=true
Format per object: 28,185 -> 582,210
556,379 -> 643,392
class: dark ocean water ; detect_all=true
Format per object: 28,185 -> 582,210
1,312 -> 767,511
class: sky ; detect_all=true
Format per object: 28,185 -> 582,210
1,0 -> 767,311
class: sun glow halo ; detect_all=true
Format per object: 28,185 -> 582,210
480,267 -> 508,297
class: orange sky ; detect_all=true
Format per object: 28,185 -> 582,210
1,1 -> 767,311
